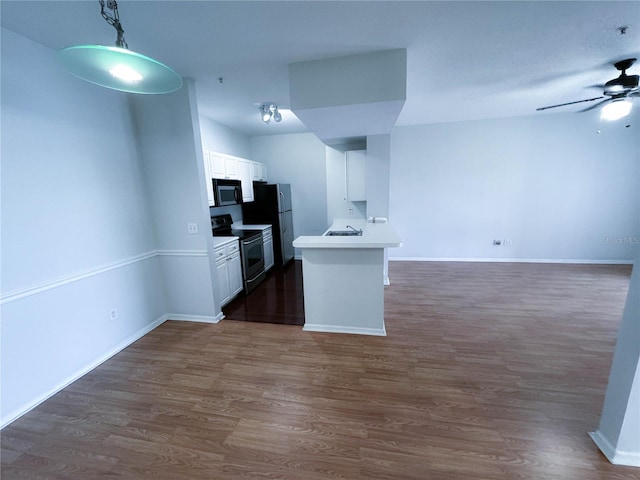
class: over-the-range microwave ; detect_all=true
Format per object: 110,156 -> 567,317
212,179 -> 243,206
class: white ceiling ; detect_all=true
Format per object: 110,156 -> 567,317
2,1 -> 639,137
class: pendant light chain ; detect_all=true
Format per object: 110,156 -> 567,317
99,0 -> 128,49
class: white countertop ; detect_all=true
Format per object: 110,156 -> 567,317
213,236 -> 238,248
213,223 -> 270,248
232,223 -> 272,231
293,219 -> 402,249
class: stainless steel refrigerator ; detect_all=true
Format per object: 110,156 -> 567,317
242,183 -> 294,267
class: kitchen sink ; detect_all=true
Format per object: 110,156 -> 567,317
325,230 -> 363,236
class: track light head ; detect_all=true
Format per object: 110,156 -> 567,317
260,105 -> 272,123
259,104 -> 283,124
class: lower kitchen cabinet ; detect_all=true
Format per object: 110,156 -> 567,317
228,249 -> 243,297
263,227 -> 274,271
214,239 -> 243,307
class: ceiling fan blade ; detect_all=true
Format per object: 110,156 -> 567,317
577,98 -> 610,112
536,96 -> 605,111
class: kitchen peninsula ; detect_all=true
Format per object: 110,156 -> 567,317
293,220 -> 402,336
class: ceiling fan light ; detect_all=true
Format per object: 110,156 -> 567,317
601,99 -> 632,121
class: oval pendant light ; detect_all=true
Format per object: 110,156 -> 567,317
58,0 -> 182,95
58,45 -> 182,94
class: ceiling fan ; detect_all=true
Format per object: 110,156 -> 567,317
536,58 -> 639,118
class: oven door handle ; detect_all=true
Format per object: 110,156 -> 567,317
243,236 -> 263,246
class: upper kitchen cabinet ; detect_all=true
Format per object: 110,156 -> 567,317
252,161 -> 268,182
236,158 -> 254,203
346,150 -> 366,202
210,151 -> 239,180
205,151 -> 268,205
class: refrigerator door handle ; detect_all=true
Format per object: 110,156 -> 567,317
279,191 -> 285,214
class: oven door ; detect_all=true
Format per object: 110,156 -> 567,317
242,235 -> 265,293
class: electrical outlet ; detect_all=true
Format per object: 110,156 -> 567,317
187,223 -> 199,234
348,208 -> 353,215
493,239 -> 502,246
503,238 -> 512,246
109,308 -> 118,321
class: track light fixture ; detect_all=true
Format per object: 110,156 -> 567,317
57,0 -> 182,94
259,104 -> 282,124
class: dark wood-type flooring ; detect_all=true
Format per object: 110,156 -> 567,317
2,261 -> 639,479
223,260 -> 305,325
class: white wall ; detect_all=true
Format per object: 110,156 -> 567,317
389,112 -> 640,262
199,114 -> 252,159
0,29 -> 167,426
251,133 -> 328,245
592,237 -> 640,465
366,134 -> 391,220
130,81 -> 217,319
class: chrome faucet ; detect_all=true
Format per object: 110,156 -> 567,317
346,225 -> 363,234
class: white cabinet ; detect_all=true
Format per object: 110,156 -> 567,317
207,150 -> 258,202
263,227 -> 274,271
228,248 -> 243,297
346,150 -> 366,202
209,151 -> 227,179
210,151 -> 239,180
203,150 -> 215,207
237,159 -> 254,203
214,244 -> 230,306
214,239 -> 243,307
224,155 -> 239,179
252,161 -> 268,182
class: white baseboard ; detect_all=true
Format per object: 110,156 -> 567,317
303,323 -> 386,336
167,312 -> 223,323
389,257 -> 634,265
1,314 -> 168,429
590,430 -> 640,467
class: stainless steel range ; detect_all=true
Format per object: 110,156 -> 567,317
211,214 -> 265,294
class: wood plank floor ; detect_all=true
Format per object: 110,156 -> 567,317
2,261 -> 638,479
223,260 -> 305,325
